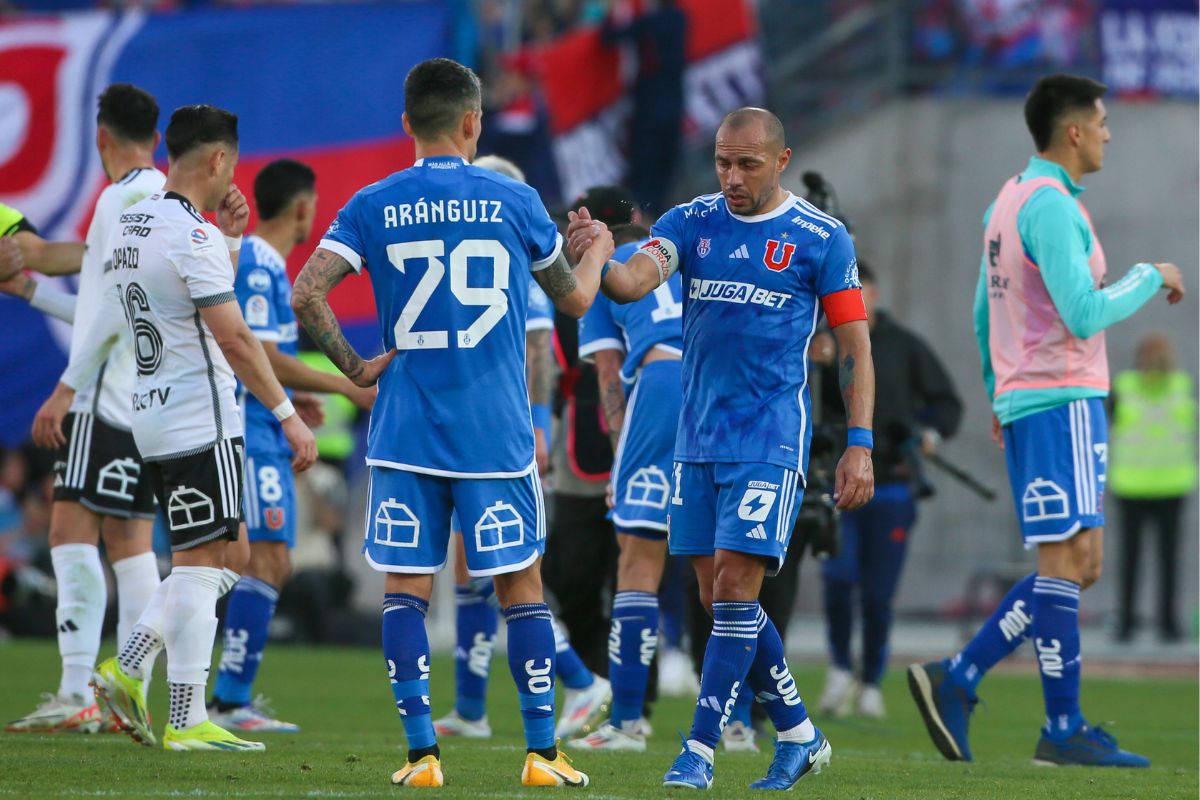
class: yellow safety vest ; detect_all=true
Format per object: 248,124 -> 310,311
1108,370 -> 1197,499
297,351 -> 357,461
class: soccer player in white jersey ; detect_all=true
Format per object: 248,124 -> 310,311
291,58 -> 612,787
568,107 -> 876,790
7,84 -> 167,735
37,104 -> 317,752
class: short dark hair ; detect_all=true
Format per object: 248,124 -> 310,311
1024,74 -> 1107,152
612,223 -> 651,246
254,159 -> 316,221
97,83 -> 158,144
165,105 -> 239,160
404,58 -> 482,140
856,258 -> 875,284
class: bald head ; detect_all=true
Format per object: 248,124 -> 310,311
718,107 -> 786,154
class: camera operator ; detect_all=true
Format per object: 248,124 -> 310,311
812,261 -> 962,719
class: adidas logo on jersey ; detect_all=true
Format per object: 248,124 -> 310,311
729,244 -> 750,259
745,524 -> 767,540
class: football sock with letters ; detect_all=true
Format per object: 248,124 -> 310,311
746,608 -> 813,741
52,544 -> 107,700
609,591 -> 659,728
551,614 -> 593,691
212,577 -> 279,709
163,566 -> 223,730
383,593 -> 437,757
1032,577 -> 1083,739
503,603 -> 557,756
728,682 -> 753,728
949,572 -> 1036,693
453,583 -> 497,722
687,601 -> 759,756
111,551 -> 160,652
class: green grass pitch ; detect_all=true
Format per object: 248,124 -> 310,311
1,639 -> 1195,799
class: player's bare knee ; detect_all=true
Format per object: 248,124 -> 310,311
384,572 -> 434,601
712,551 -> 765,603
48,502 -> 99,548
492,564 -> 544,608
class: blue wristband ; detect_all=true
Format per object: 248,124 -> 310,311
847,427 -> 873,449
531,403 -> 552,438
601,260 -> 612,280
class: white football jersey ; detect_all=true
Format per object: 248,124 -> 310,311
71,167 -> 166,428
98,190 -> 242,460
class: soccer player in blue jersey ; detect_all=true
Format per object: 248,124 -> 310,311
207,159 -> 375,732
566,225 -> 683,752
434,154 -> 610,742
291,58 -> 613,788
567,107 -> 876,790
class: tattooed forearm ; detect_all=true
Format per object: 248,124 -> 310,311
534,253 -> 579,301
526,329 -> 553,406
831,319 -> 875,431
593,350 -> 627,451
839,354 -> 855,408
292,249 -> 366,382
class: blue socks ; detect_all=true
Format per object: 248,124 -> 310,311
949,571 -> 1037,693
453,583 -> 497,722
551,616 -> 593,691
609,591 -> 659,727
213,576 -> 278,707
383,593 -> 435,752
746,607 -> 810,736
1033,577 -> 1083,739
504,603 -> 557,752
688,601 -> 759,751
728,684 -> 753,728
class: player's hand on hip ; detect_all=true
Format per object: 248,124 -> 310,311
216,184 -> 251,237
1154,262 -> 1185,305
293,391 -> 326,427
282,415 -> 318,472
834,446 -> 874,510
32,383 -> 74,449
0,237 -> 24,282
352,348 -> 398,388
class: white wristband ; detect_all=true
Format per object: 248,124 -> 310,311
271,399 -> 295,422
224,234 -> 243,252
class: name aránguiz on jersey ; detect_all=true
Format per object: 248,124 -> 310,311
383,198 -> 504,228
688,278 -> 791,309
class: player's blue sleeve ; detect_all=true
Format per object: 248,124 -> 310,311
578,293 -> 623,361
814,226 -> 860,297
318,192 -> 367,273
527,281 -> 555,332
523,188 -> 563,271
1019,189 -> 1162,340
234,262 -> 281,342
649,204 -> 688,252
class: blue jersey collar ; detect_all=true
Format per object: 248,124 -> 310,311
725,191 -> 797,223
413,156 -> 468,167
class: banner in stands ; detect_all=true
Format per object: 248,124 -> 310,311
1101,0 -> 1198,97
0,4 -> 449,445
531,0 -> 763,204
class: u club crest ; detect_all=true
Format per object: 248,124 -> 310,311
697,238 -> 711,258
763,239 -> 796,272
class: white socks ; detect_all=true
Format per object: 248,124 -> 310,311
163,566 -> 223,730
51,544 -> 106,700
777,718 -> 817,743
219,567 -> 241,597
111,551 -> 160,649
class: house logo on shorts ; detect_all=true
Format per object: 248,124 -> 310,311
475,502 -> 524,552
625,466 -> 671,509
97,458 -> 141,502
167,486 -> 215,530
374,499 -> 419,548
1021,478 -> 1069,522
737,482 -> 779,522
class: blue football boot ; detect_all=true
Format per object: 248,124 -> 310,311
1033,722 -> 1150,768
749,729 -> 832,790
663,736 -> 714,789
907,660 -> 977,761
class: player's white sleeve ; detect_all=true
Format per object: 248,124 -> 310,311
60,282 -> 122,392
177,224 -> 236,303
29,281 -> 77,324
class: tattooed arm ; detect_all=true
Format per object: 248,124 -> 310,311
292,248 -> 396,387
526,328 -> 554,472
831,319 -> 875,510
533,222 -> 614,318
592,349 -> 627,452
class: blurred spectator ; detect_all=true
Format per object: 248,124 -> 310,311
479,52 -> 564,205
602,0 -> 687,216
1108,333 -> 1197,642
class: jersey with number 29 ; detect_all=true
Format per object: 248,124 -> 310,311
649,192 -> 860,475
319,156 -> 562,477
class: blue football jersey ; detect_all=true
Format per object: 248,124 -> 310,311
527,279 -> 554,332
649,191 -> 860,474
579,239 -> 683,386
236,235 -> 297,456
319,156 -> 562,477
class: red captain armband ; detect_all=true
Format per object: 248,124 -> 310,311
821,288 -> 868,328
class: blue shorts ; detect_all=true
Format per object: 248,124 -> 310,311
364,465 -> 546,576
1003,397 -> 1107,547
667,461 -> 804,576
244,450 -> 296,547
610,360 -> 682,541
